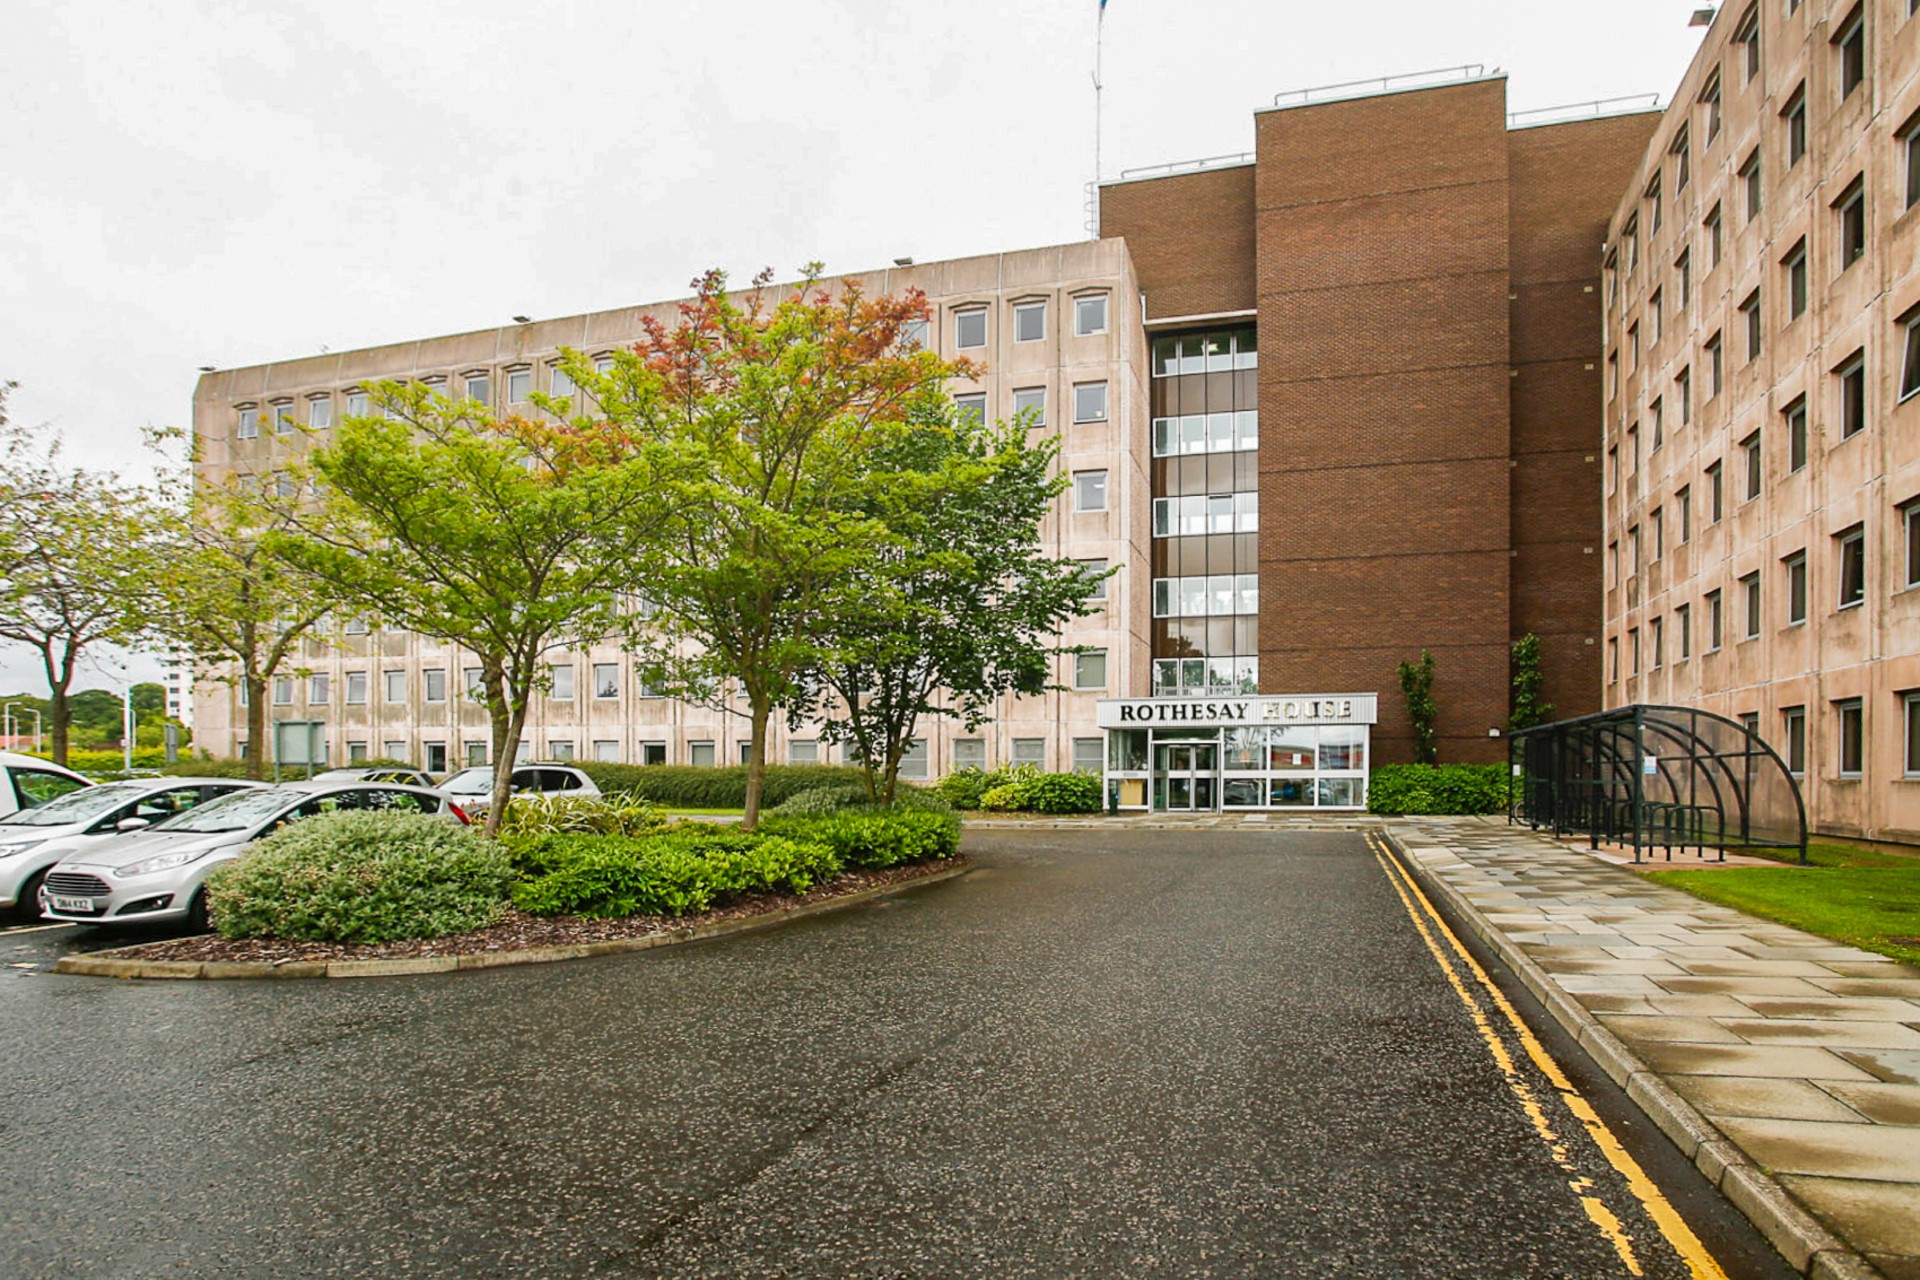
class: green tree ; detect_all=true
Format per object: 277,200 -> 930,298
1396,649 -> 1439,766
0,410 -> 166,763
792,404 -> 1099,803
1508,632 -> 1553,733
268,384 -> 666,835
568,266 -> 975,828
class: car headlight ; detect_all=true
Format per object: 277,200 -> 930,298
113,850 -> 209,879
0,840 -> 46,857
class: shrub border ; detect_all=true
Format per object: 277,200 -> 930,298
53,861 -> 969,982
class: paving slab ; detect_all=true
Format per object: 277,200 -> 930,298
1388,816 -> 1920,1280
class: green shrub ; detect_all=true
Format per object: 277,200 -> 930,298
24,748 -> 170,773
887,787 -> 954,816
159,757 -> 255,779
206,811 -> 513,942
573,763 -> 871,808
953,764 -> 1100,814
978,783 -> 1024,812
506,827 -> 842,918
1366,763 -> 1511,816
496,792 -> 667,838
935,768 -> 992,810
1019,771 -> 1102,814
771,785 -> 870,816
760,807 -> 960,869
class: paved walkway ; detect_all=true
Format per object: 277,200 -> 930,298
1392,815 -> 1920,1280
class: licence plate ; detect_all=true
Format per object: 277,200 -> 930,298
50,895 -> 98,914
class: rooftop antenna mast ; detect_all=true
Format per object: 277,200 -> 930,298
1087,0 -> 1108,238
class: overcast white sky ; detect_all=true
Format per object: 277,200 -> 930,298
0,0 -> 1711,695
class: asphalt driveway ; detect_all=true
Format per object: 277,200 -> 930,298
0,828 -> 1794,1278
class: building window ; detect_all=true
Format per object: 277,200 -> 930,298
272,676 -> 293,705
955,309 -> 987,349
1742,293 -> 1762,364
1013,301 -> 1045,343
506,369 -> 531,403
1707,588 -> 1724,649
1625,216 -> 1640,272
1627,424 -> 1640,473
424,668 -> 447,702
592,663 -> 619,699
308,397 -> 332,430
1677,603 -> 1692,659
1074,294 -> 1108,336
787,739 -> 818,765
591,740 -> 620,764
309,674 -> 329,704
1836,700 -> 1864,777
463,667 -> 483,701
1012,739 -> 1046,768
384,670 -> 406,703
236,407 -> 259,440
346,671 -> 368,704
1906,692 -> 1920,777
1707,332 -> 1724,395
954,393 -> 986,425
1678,366 -> 1693,424
1785,240 -> 1808,319
1836,180 -> 1865,270
1607,636 -> 1620,682
1651,616 -> 1664,669
1835,5 -> 1865,101
1902,315 -> 1920,402
1678,485 -> 1692,542
900,319 -> 927,352
1650,289 -> 1664,344
1651,399 -> 1665,451
897,739 -> 929,781
348,742 -> 368,764
1077,558 -> 1109,601
1608,351 -> 1619,399
1786,550 -> 1809,624
1074,651 -> 1107,691
1905,118 -> 1920,210
1742,430 -> 1762,501
953,738 -> 986,771
465,373 -> 491,404
1070,737 -> 1104,776
687,741 -> 715,768
548,741 -> 575,761
639,742 -> 666,766
1783,85 -> 1807,167
346,391 -> 368,418
1073,381 -> 1108,423
464,742 -> 488,768
1741,150 -> 1762,221
1786,396 -> 1808,472
550,365 -> 574,398
1012,387 -> 1046,426
1652,506 -> 1665,559
1838,351 -> 1867,438
1628,322 -> 1640,370
1672,126 -> 1690,192
1072,470 -> 1108,512
548,664 -> 573,700
1708,459 -> 1724,521
269,404 -> 292,435
1783,706 -> 1807,775
1629,626 -> 1640,674
1676,249 -> 1692,311
1706,203 -> 1723,269
1836,524 -> 1866,608
1742,571 -> 1762,639
1737,7 -> 1761,81
1906,499 -> 1920,587
1702,70 -> 1723,142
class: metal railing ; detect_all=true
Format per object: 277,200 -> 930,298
1273,64 -> 1489,109
1116,152 -> 1254,182
1507,94 -> 1663,128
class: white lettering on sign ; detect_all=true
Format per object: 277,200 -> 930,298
1097,694 -> 1377,729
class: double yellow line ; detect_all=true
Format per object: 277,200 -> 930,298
1365,832 -> 1729,1280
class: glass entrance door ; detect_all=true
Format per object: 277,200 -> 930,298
1153,743 -> 1218,811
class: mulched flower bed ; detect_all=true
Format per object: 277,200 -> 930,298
95,859 -> 965,966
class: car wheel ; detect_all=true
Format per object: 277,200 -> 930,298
9,869 -> 48,923
184,889 -> 212,934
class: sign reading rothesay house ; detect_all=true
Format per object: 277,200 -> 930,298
1097,694 -> 1378,813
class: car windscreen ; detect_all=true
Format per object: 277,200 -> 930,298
439,767 -> 495,795
0,780 -> 136,827
149,786 -> 301,834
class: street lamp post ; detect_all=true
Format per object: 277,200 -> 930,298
2,701 -> 16,749
123,684 -> 134,773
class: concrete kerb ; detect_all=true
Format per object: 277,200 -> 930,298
1378,825 -> 1863,1279
52,862 -> 972,982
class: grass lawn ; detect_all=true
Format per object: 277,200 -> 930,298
657,806 -> 747,817
1645,842 -> 1920,967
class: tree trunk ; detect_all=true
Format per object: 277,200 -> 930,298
481,662 -> 523,839
244,672 -> 269,780
743,692 -> 770,831
42,646 -> 72,766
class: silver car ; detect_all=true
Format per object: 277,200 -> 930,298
39,781 -> 465,931
0,777 -> 260,919
436,763 -> 601,817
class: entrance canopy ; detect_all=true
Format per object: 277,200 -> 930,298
1510,705 -> 1807,864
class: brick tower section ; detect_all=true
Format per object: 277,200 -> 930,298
1252,80 -> 1516,763
1506,114 -> 1660,730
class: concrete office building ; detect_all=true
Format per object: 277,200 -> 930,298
1601,0 -> 1920,845
191,70 -> 1652,812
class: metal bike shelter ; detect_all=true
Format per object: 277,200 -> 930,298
1509,704 -> 1808,865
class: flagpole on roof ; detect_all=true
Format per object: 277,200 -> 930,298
1091,0 -> 1106,238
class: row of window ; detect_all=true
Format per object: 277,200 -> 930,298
321,734 -> 1106,776
1150,330 -> 1259,377
931,294 -> 1111,353
1767,689 -> 1920,781
1150,656 -> 1259,698
1151,411 -> 1261,457
955,381 -> 1108,428
1152,493 -> 1259,538
1151,575 -> 1261,619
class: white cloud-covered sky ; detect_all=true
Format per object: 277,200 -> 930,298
0,0 -> 1711,694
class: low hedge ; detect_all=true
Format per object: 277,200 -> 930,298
506,827 -> 842,918
941,765 -> 1102,814
24,748 -> 170,772
759,808 -> 960,868
574,763 -> 872,808
1366,763 -> 1511,816
206,811 -> 513,942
